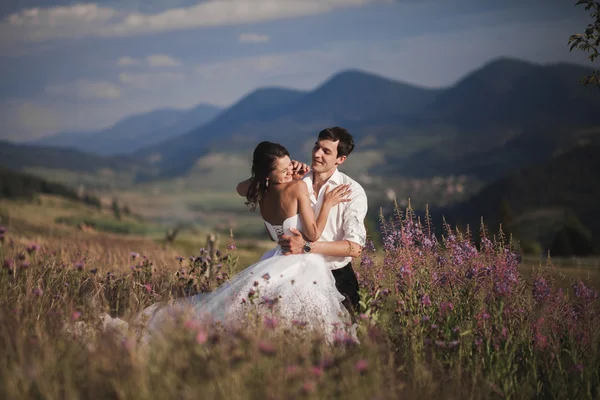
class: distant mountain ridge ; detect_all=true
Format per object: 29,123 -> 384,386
31,103 -> 222,156
3,57 -> 600,186
135,68 -> 443,177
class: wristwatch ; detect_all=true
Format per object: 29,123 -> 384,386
303,241 -> 312,253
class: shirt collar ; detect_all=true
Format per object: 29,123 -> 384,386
304,168 -> 342,186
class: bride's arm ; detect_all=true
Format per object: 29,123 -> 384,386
295,181 -> 351,242
236,179 -> 251,196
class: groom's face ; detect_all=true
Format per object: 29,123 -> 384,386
311,139 -> 346,173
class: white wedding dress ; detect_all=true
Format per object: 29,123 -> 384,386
117,215 -> 353,344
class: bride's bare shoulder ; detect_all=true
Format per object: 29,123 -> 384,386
286,179 -> 308,195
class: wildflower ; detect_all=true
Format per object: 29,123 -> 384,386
440,301 -> 454,315
301,380 -> 316,394
292,319 -> 308,328
26,243 -> 39,254
261,296 -> 278,310
3,258 -> 14,269
74,261 -> 84,271
90,268 -> 98,275
32,287 -> 44,296
144,283 -> 152,293
422,315 -> 430,322
573,280 -> 598,302
21,261 -> 30,269
0,226 -> 5,234
184,320 -> 199,330
196,329 -> 208,344
262,273 -> 270,281
130,252 -> 139,259
355,359 -> 368,374
71,311 -> 81,322
421,295 -> 432,307
263,316 -> 278,329
227,242 -> 237,251
258,340 -> 276,356
309,366 -> 323,378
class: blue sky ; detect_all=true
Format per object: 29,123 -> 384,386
0,0 -> 593,141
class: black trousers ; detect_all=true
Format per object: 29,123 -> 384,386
332,262 -> 360,315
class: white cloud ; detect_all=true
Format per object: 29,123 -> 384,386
116,54 -> 181,68
1,4 -> 118,42
117,56 -> 140,66
0,0 -> 386,44
238,33 -> 270,43
146,54 -> 181,67
118,71 -> 185,90
45,79 -> 122,100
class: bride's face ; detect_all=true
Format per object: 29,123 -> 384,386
268,156 -> 293,184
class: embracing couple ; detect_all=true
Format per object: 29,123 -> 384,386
102,127 -> 367,343
180,126 -> 369,341
235,127 -> 367,321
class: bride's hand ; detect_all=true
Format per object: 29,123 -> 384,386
322,184 -> 352,208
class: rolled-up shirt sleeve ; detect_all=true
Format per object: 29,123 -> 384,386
342,185 -> 368,247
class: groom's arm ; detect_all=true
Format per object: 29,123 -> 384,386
280,185 -> 368,258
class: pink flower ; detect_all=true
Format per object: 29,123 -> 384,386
301,380 -> 316,394
196,329 -> 208,344
71,311 -> 81,322
309,366 -> 323,378
355,359 -> 368,374
258,340 -> 276,356
144,283 -> 152,293
263,316 -> 278,329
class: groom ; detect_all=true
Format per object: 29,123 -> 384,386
281,127 -> 368,316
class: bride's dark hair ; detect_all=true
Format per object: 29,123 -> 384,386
245,141 -> 290,211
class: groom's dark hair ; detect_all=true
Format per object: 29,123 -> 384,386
318,127 -> 355,158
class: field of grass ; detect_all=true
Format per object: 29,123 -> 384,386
1,197 -> 600,399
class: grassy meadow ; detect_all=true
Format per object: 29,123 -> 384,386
1,195 -> 600,399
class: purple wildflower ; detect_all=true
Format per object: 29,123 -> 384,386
355,360 -> 368,374
533,276 -> 551,303
421,295 -> 432,307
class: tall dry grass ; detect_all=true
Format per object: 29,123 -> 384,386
0,205 -> 599,399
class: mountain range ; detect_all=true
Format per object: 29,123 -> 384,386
4,57 -> 597,184
31,103 -> 222,156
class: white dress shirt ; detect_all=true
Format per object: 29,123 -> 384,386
302,168 -> 368,270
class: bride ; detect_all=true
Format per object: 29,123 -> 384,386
116,141 -> 355,344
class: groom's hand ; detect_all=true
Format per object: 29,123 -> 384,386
279,228 -> 305,255
291,160 -> 310,180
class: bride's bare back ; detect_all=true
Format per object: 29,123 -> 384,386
258,180 -> 302,226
